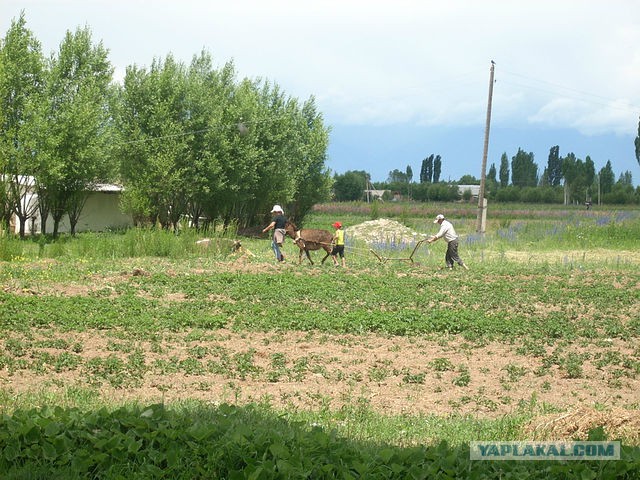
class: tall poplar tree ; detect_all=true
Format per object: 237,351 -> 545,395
499,153 -> 509,187
487,163 -> 497,182
584,155 -> 595,201
547,145 -> 562,186
287,96 -> 331,222
117,55 -> 192,230
0,12 -> 44,236
598,160 -> 615,195
36,26 -> 114,236
561,153 -> 579,205
433,155 -> 441,183
511,148 -> 538,187
420,154 -> 433,183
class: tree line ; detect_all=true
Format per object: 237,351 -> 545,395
333,145 -> 639,205
484,146 -> 636,205
0,13 -> 332,236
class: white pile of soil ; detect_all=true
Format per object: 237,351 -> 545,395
346,218 -> 427,246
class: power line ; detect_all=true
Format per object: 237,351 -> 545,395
325,68 -> 486,107
119,126 -> 217,145
498,79 -> 640,114
117,114 -> 284,146
500,68 -> 623,103
498,69 -> 640,113
113,66 -> 638,149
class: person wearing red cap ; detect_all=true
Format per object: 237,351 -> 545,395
331,221 -> 346,267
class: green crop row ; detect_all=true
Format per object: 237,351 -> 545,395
1,266 -> 637,343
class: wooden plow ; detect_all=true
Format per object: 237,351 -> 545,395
368,238 -> 430,264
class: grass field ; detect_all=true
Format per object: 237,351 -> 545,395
0,201 -> 638,478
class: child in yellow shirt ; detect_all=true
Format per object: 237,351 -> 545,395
331,221 -> 346,267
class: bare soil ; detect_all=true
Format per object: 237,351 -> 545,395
2,327 -> 638,441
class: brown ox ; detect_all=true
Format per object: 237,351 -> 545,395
284,221 -> 334,265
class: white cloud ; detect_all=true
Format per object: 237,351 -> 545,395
529,98 -> 591,129
528,97 -> 638,136
3,0 -> 640,136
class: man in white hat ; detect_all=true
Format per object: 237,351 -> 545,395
427,214 -> 469,270
262,205 -> 287,262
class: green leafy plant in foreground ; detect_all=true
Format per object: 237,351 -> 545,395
0,403 -> 639,479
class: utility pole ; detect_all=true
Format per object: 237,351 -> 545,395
366,174 -> 370,203
476,61 -> 495,234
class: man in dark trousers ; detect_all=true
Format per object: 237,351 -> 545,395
427,214 -> 469,270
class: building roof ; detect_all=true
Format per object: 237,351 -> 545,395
92,183 -> 123,192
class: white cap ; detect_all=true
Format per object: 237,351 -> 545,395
271,204 -> 284,214
433,214 -> 445,223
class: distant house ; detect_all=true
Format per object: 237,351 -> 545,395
364,189 -> 388,201
457,184 -> 481,200
10,181 -> 133,235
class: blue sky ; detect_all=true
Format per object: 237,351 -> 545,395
3,1 -> 639,184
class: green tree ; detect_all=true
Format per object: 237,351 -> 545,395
487,163 -> 497,182
458,174 -> 479,184
200,76 -> 331,227
584,156 -> 595,201
116,55 -> 193,230
218,77 -> 287,227
561,153 -> 575,205
333,170 -> 367,201
420,155 -> 433,183
387,169 -> 408,183
539,167 -> 549,186
285,96 -> 332,222
499,152 -> 509,187
116,51 -> 330,229
433,155 -> 442,183
511,148 -> 538,187
405,165 -> 413,199
486,163 -> 498,197
561,152 -> 585,205
617,170 -> 633,186
546,145 -> 563,186
606,175 -> 635,204
0,12 -> 44,236
255,88 -> 332,223
179,51 -> 228,228
598,160 -> 615,195
35,26 -> 114,236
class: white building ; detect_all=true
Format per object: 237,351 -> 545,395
8,179 -> 133,235
457,184 -> 481,199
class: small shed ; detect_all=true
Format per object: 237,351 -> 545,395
12,183 -> 133,235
